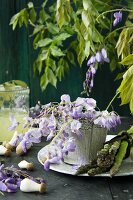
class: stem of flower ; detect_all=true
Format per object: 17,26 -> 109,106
105,25 -> 133,41
51,119 -> 73,143
106,92 -> 119,111
96,8 -> 133,22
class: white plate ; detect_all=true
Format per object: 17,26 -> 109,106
38,135 -> 133,177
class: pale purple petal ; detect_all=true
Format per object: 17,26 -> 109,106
114,11 -> 122,19
101,48 -> 107,58
6,183 -> 18,192
113,11 -> 122,26
0,181 -> 7,192
61,94 -> 71,103
44,160 -> 50,171
49,156 -> 60,164
96,52 -> 102,62
70,120 -> 82,132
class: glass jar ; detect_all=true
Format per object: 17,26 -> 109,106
0,82 -> 29,142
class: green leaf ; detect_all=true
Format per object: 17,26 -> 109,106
82,10 -> 90,28
116,28 -> 132,58
37,38 -> 53,47
67,51 -> 75,64
56,0 -> 65,28
92,28 -> 103,43
10,13 -> 20,30
119,54 -> 133,66
56,59 -> 69,81
28,2 -> 34,9
42,0 -> 48,8
77,35 -> 85,65
115,72 -> 124,81
46,22 -> 60,34
51,46 -> 65,57
117,65 -> 133,113
123,65 -> 133,79
46,68 -> 57,87
39,9 -> 46,24
85,41 -> 90,57
83,0 -> 90,10
40,73 -> 49,91
127,126 -> 133,134
33,58 -> 43,74
39,50 -> 48,61
54,33 -> 71,43
32,25 -> 44,36
29,8 -> 37,23
48,58 -> 56,71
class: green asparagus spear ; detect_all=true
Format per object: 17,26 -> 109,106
97,141 -> 121,169
75,163 -> 97,176
88,166 -> 107,176
110,140 -> 128,177
130,146 -> 133,161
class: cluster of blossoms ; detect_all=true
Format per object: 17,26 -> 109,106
83,48 -> 109,94
83,11 -> 122,95
8,94 -> 121,171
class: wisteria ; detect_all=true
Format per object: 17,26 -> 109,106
113,11 -> 122,26
7,94 -> 121,171
83,48 -> 109,95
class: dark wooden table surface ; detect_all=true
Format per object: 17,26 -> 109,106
1,117 -> 133,200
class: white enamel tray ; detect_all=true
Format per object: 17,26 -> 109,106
38,135 -> 133,177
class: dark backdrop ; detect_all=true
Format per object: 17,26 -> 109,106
0,0 -> 130,116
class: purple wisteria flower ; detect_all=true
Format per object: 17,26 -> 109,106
43,145 -> 63,171
83,65 -> 97,94
83,48 -> 109,94
93,110 -> 121,130
87,48 -> 109,67
113,11 -> 122,26
8,114 -> 19,131
70,120 -> 82,135
61,94 -> 71,104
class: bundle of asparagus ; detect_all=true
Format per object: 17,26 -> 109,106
75,131 -> 133,177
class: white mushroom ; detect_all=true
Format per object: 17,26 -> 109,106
20,178 -> 46,193
18,160 -> 34,171
0,145 -> 12,156
5,131 -> 19,150
16,141 -> 32,155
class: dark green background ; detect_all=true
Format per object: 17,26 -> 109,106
0,0 -> 130,116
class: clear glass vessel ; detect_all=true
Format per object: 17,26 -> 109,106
0,83 -> 29,142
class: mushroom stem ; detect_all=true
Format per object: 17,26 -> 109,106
6,131 -> 20,150
0,145 -> 12,156
20,178 -> 46,193
18,160 -> 34,171
16,142 -> 32,155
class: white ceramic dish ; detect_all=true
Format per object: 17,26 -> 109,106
38,135 -> 133,177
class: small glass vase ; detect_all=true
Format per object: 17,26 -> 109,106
0,82 -> 29,142
64,119 -> 107,165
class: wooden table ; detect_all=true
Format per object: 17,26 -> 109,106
2,117 -> 133,200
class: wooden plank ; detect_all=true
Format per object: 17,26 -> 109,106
108,177 -> 133,200
0,0 -> 30,85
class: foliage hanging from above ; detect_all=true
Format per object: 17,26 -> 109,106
10,0 -> 133,113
